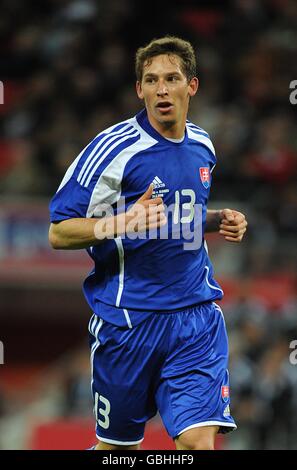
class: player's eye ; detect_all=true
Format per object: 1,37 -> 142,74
168,76 -> 179,82
145,77 -> 156,83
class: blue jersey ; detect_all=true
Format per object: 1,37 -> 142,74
49,109 -> 223,327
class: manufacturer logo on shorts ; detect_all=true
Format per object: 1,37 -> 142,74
223,405 -> 230,417
221,385 -> 229,402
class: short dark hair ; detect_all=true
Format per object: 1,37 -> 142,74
135,36 -> 197,83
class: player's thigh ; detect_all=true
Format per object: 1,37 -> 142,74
175,425 -> 219,450
155,303 -> 236,439
89,314 -> 167,445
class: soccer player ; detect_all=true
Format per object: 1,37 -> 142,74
49,36 -> 247,450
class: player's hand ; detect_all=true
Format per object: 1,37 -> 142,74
219,209 -> 247,242
125,184 -> 167,234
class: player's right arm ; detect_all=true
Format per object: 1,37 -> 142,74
49,184 -> 166,250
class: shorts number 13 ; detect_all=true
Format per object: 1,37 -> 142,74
94,392 -> 111,429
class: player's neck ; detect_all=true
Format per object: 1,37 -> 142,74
148,116 -> 186,140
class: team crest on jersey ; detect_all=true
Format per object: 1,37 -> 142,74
199,167 -> 210,188
221,385 -> 229,402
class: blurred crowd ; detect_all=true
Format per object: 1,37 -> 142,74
0,0 -> 297,449
224,294 -> 297,449
0,0 -> 297,272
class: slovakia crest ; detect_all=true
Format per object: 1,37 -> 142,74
221,386 -> 229,402
199,167 -> 210,189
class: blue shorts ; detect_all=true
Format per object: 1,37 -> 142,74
88,302 -> 236,446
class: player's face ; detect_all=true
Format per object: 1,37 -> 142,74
136,54 -> 198,138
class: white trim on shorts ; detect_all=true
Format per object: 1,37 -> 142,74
123,308 -> 132,328
212,301 -> 227,328
96,435 -> 144,446
89,315 -> 104,392
178,421 -> 237,436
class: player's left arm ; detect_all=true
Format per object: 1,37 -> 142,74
206,209 -> 248,242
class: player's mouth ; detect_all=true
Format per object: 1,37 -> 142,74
156,101 -> 174,113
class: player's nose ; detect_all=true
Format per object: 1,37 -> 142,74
157,81 -> 168,96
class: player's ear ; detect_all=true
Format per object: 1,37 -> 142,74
136,81 -> 144,99
188,77 -> 199,97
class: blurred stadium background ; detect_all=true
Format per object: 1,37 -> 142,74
0,0 -> 297,450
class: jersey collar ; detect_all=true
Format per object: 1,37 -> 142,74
136,108 -> 188,145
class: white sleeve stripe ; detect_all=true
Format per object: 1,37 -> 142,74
86,128 -> 157,218
88,313 -> 97,335
187,123 -> 209,136
187,128 -> 216,156
79,127 -> 137,186
77,123 -> 133,184
56,123 -> 132,192
186,120 -> 203,130
83,130 -> 139,187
